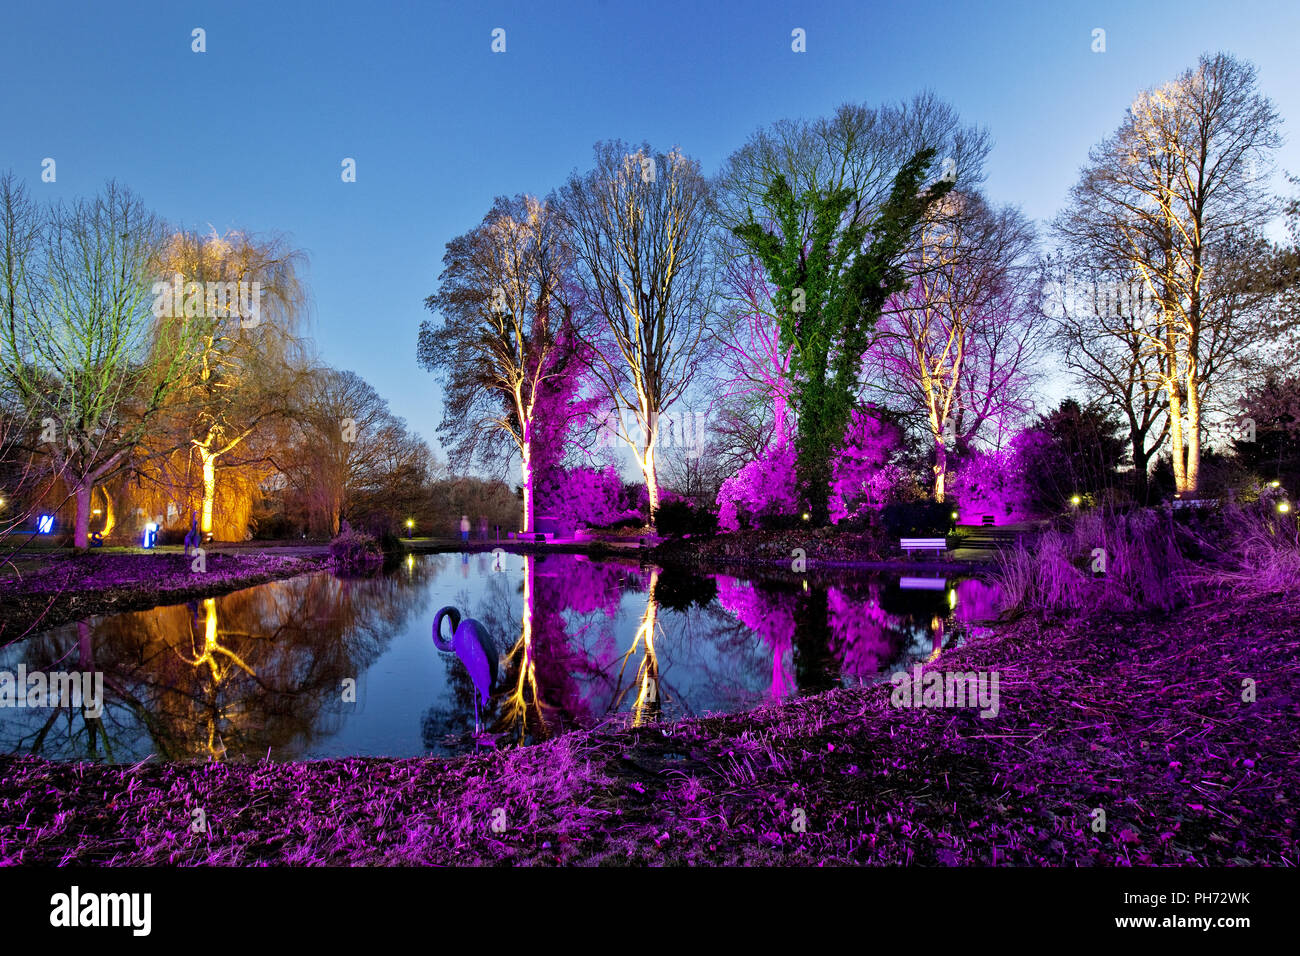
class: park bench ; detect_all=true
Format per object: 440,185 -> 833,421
900,537 -> 948,558
981,515 -> 996,526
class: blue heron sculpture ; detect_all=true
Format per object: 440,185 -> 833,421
432,606 -> 499,733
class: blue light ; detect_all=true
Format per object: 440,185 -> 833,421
143,522 -> 157,549
37,514 -> 54,534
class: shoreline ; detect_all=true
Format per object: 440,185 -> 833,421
0,534 -> 991,642
0,550 -> 331,642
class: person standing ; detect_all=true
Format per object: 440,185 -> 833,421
460,515 -> 470,545
478,515 -> 488,541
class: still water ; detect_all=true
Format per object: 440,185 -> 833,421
0,552 -> 1001,763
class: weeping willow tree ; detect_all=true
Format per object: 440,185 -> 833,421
147,229 -> 309,538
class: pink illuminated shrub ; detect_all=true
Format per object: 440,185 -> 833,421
715,440 -> 799,532
829,407 -> 904,524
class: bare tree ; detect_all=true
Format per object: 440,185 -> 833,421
1045,254 -> 1169,502
867,192 -> 1039,499
561,141 -> 713,522
0,177 -> 200,547
419,194 -> 583,533
1055,52 -> 1284,495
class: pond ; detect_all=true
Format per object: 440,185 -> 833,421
0,552 -> 1002,763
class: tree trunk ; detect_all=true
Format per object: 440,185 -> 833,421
1132,447 -> 1150,504
74,481 -> 91,549
933,434 -> 948,502
1167,383 -> 1187,496
1185,372 -> 1202,495
641,418 -> 661,523
520,435 -> 534,533
200,447 -> 217,537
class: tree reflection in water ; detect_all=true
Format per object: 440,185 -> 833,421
3,554 -> 1001,762
0,557 -> 443,762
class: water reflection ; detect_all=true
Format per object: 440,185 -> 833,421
1,554 -> 1001,762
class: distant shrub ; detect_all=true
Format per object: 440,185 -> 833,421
330,527 -> 384,573
251,510 -> 301,540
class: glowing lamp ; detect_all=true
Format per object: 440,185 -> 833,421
37,514 -> 54,534
1270,480 -> 1281,488
950,511 -> 959,521
1070,495 -> 1082,507
142,522 -> 158,549
1278,501 -> 1292,514
801,512 -> 811,521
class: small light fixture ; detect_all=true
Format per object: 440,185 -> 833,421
1278,501 -> 1291,514
801,512 -> 810,521
92,509 -> 102,516
1070,495 -> 1082,507
950,511 -> 959,521
1270,480 -> 1281,488
37,514 -> 54,534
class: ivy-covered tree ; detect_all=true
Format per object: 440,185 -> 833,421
730,148 -> 953,522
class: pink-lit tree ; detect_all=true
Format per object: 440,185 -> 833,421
828,405 -> 905,523
712,256 -> 800,530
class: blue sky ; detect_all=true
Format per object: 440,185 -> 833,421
2,0 -> 1297,460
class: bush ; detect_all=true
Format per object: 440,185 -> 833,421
654,499 -> 719,538
882,501 -> 956,536
329,527 -> 384,573
250,509 -> 302,540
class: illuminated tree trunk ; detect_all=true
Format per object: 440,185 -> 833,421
200,446 -> 217,537
640,420 -> 661,521
99,485 -> 115,538
520,434 -> 535,533
933,434 -> 948,503
1185,368 -> 1202,495
1166,376 -> 1187,496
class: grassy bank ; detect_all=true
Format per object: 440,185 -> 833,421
2,589 -> 1293,866
0,550 -> 329,642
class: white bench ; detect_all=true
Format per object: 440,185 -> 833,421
900,537 -> 948,558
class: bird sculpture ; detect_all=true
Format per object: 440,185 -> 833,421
432,606 -> 499,733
